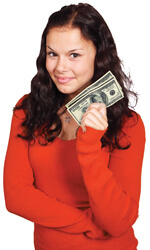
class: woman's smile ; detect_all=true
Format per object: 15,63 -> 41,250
55,76 -> 76,84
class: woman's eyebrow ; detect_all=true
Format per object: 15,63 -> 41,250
69,48 -> 84,52
47,46 -> 54,51
47,46 -> 84,52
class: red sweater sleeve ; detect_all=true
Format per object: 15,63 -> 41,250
3,106 -> 107,239
76,113 -> 145,237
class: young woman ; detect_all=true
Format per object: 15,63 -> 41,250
4,3 -> 145,250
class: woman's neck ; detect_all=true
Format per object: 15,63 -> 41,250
58,108 -> 79,141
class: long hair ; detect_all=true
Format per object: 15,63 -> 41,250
14,3 -> 137,150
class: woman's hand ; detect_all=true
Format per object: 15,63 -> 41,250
81,103 -> 108,133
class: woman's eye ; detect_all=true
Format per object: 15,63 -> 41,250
47,52 -> 57,57
70,53 -> 80,58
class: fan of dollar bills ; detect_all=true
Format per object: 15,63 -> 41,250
65,71 -> 124,125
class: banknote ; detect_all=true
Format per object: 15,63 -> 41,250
65,71 -> 114,108
66,77 -> 124,125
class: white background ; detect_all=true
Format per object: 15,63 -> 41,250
0,0 -> 149,249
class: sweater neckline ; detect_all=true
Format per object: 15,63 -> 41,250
56,136 -> 77,143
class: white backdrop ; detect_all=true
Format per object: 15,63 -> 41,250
0,0 -> 149,249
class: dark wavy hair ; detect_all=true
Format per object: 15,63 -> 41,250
14,3 -> 138,150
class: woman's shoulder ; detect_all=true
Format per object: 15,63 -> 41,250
15,94 -> 29,107
122,110 -> 145,138
113,110 -> 146,151
13,94 -> 29,120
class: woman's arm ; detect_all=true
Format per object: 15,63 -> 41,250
77,109 -> 145,237
3,107 -> 107,239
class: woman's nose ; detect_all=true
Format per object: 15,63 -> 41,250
56,57 -> 69,73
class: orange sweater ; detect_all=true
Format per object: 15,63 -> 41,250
4,105 -> 145,250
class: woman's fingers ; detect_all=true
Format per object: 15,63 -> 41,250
82,108 -> 108,127
81,103 -> 108,132
87,103 -> 107,117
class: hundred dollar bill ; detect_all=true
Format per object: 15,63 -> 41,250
67,78 -> 124,125
66,71 -> 114,108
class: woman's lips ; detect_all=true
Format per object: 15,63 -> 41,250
56,77 -> 75,84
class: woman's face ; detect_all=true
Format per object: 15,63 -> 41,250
46,27 -> 96,100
